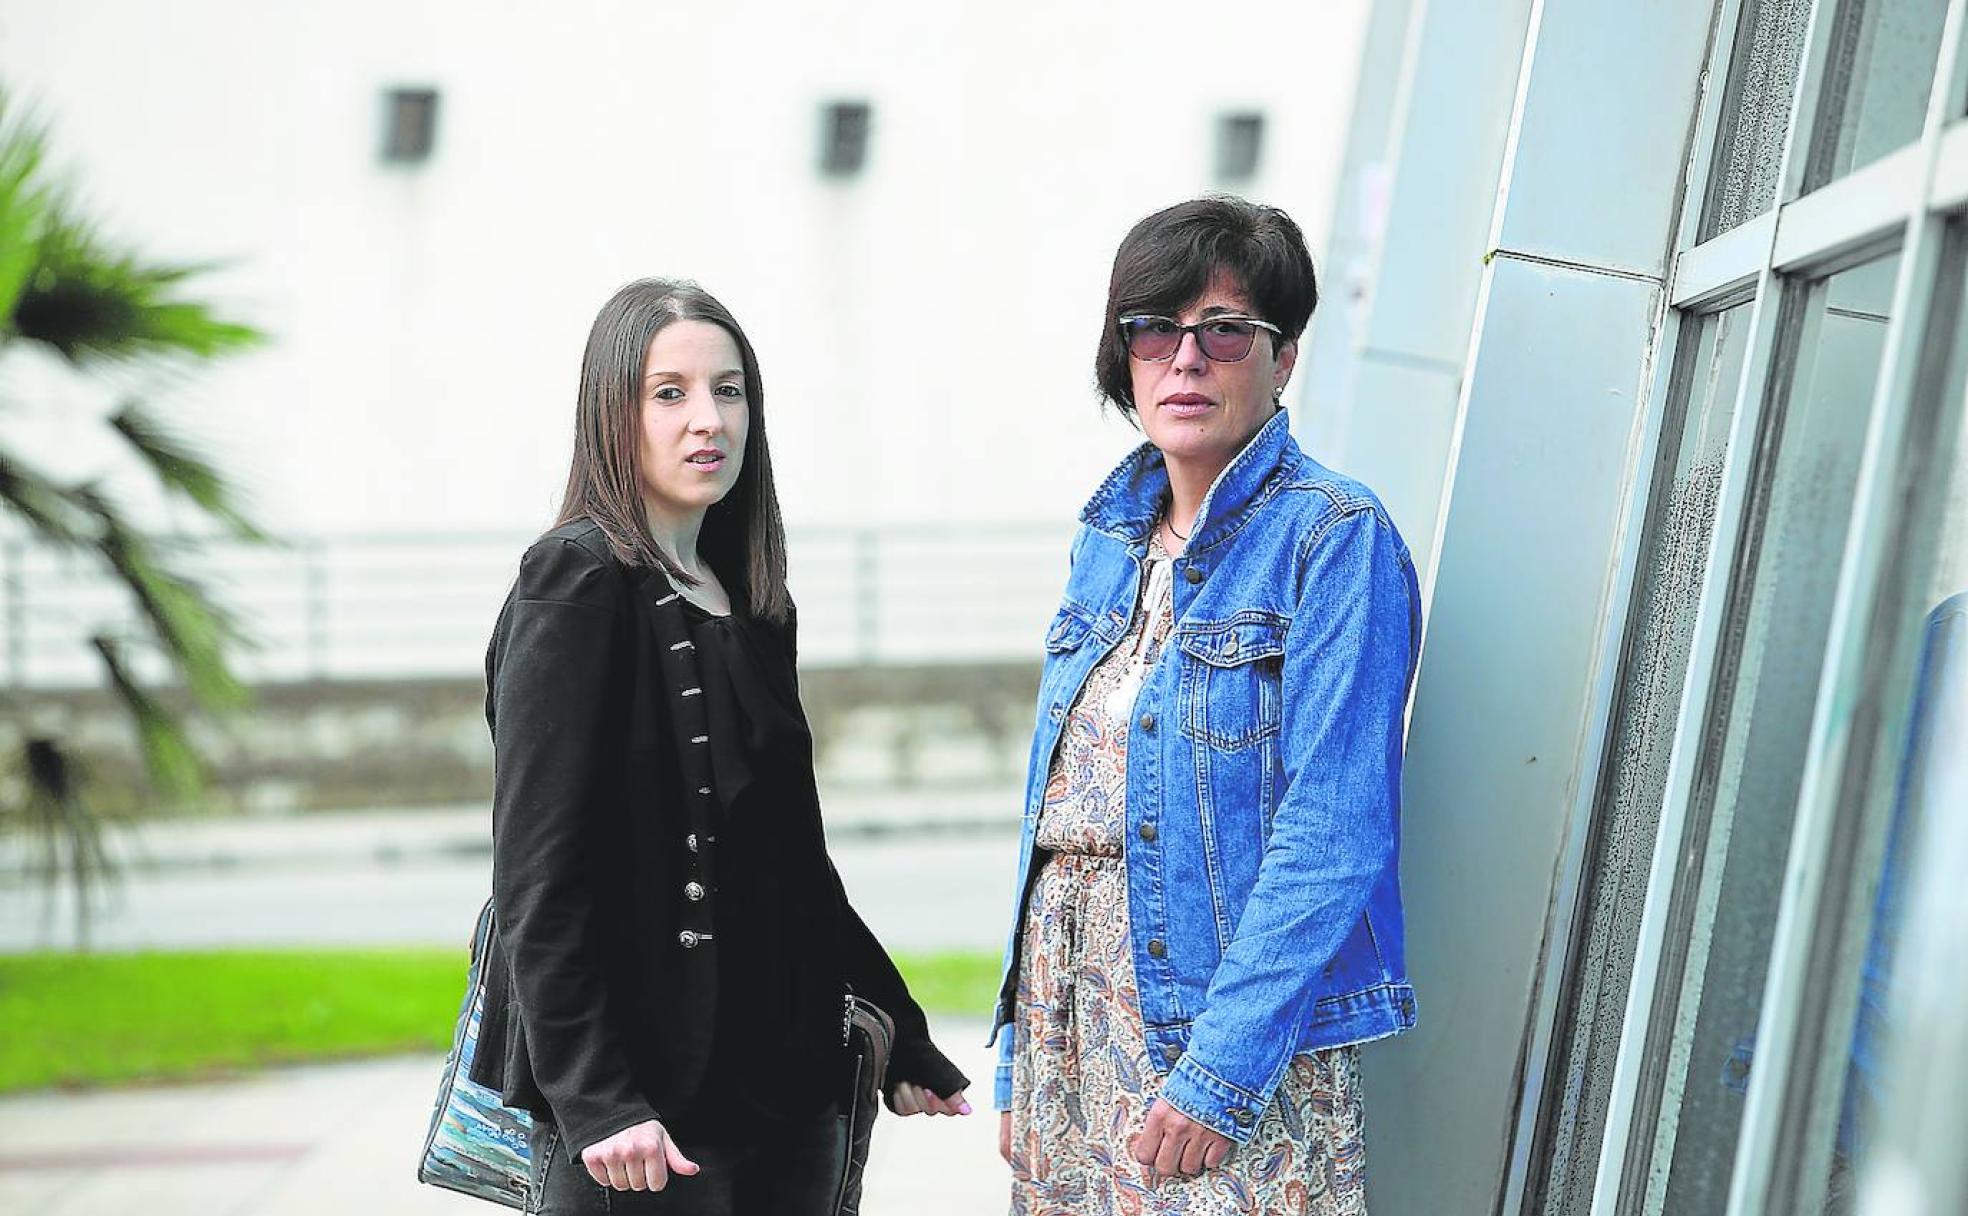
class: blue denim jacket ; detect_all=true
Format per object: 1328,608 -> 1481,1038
988,409 -> 1422,1141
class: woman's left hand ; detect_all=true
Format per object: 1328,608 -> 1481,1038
1135,1097 -> 1233,1183
891,1082 -> 972,1117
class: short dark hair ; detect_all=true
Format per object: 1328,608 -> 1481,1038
1095,196 -> 1319,414
553,278 -> 791,623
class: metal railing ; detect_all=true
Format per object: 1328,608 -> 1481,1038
0,523 -> 1075,688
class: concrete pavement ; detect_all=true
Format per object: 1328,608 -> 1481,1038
0,796 -> 1024,1213
0,1018 -> 1008,1216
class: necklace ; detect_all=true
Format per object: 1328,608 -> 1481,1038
1164,511 -> 1190,543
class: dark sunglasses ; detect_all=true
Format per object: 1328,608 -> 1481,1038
1118,314 -> 1283,363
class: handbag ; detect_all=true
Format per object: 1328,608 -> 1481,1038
416,897 -> 535,1209
418,900 -> 892,1214
833,992 -> 896,1216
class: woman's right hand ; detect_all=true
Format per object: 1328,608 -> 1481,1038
580,1119 -> 700,1192
1000,1111 -> 1013,1166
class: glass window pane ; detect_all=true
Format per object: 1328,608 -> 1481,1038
1808,0 -> 1950,189
1531,304 -> 1754,1216
1825,235 -> 1968,1213
1702,0 -> 1814,240
1631,252 -> 1904,1216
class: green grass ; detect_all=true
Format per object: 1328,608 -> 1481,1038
0,949 -> 466,1092
893,950 -> 1003,1019
0,948 -> 1000,1093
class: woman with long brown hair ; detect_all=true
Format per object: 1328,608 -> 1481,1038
470,279 -> 971,1214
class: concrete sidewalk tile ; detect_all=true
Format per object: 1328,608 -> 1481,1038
0,1018 -> 1010,1214
0,1168 -> 77,1216
98,1163 -> 292,1216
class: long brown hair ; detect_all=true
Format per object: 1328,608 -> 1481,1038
553,278 -> 791,623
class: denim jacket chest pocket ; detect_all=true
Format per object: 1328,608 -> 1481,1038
1044,602 -> 1098,653
1038,602 -> 1118,727
1176,615 -> 1288,751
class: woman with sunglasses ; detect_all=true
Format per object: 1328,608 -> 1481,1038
990,197 -> 1422,1215
473,279 -> 971,1215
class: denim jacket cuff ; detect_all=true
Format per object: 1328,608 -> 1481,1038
993,1060 -> 1014,1111
1158,1055 -> 1269,1144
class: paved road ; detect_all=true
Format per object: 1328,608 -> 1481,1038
0,816 -> 1022,957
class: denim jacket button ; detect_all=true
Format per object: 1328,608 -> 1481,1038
1138,822 -> 1158,842
1161,1044 -> 1182,1064
1147,938 -> 1167,959
1229,1107 -> 1254,1127
1184,566 -> 1203,585
1138,712 -> 1157,732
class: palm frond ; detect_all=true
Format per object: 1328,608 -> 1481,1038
0,93 -> 52,325
0,455 -> 258,713
0,89 -> 265,935
91,634 -> 205,802
12,211 -> 262,364
0,447 -> 96,547
109,403 -> 271,542
10,736 -> 116,949
77,488 -> 250,711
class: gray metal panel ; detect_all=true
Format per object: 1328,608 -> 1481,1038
1365,256 -> 1663,1214
1298,0 -> 1536,583
1334,357 -> 1465,571
1365,0 -> 1536,361
1490,0 -> 1719,277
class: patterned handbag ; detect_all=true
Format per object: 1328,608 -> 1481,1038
417,901 -> 893,1212
833,992 -> 895,1216
417,897 -> 534,1209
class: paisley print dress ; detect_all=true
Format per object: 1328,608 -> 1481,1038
1008,542 -> 1368,1216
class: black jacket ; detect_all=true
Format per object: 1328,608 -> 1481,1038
467,520 -> 968,1155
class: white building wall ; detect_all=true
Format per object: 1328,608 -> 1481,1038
0,0 -> 1371,539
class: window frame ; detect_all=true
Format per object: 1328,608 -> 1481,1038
1515,0 -> 1968,1212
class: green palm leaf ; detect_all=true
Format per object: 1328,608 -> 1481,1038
110,404 -> 271,542
90,635 -> 205,803
0,448 -> 95,547
0,86 -> 269,945
78,489 -> 250,712
0,97 -> 50,324
11,736 -> 115,949
14,213 -> 261,363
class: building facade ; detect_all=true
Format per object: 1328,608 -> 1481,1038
1313,1 -> 1968,1212
0,0 -> 1373,684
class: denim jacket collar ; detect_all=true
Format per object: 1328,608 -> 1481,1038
1078,408 -> 1300,553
